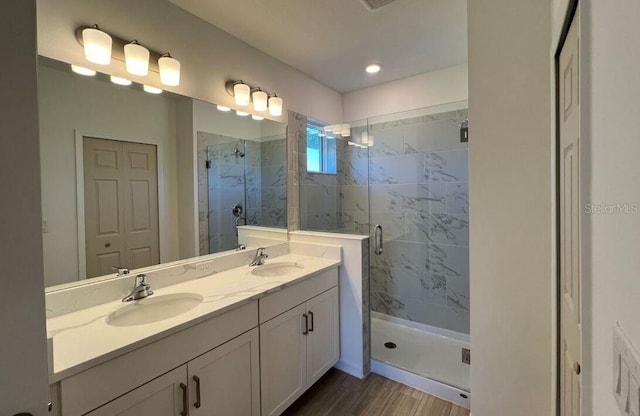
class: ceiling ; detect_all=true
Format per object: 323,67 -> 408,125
168,0 -> 467,93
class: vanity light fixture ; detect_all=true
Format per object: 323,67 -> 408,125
143,85 -> 163,94
252,115 -> 265,121
82,25 -> 112,65
217,105 -> 231,112
236,110 -> 250,117
366,63 -> 382,74
341,124 -> 351,137
110,75 -> 132,86
158,54 -> 181,86
124,41 -> 150,76
233,82 -> 251,106
268,95 -> 283,117
71,65 -> 97,76
252,90 -> 268,112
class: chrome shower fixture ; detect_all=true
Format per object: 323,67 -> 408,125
234,148 -> 245,158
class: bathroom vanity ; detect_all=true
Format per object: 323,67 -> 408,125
46,248 -> 340,416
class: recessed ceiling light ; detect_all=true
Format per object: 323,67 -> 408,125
143,85 -> 163,94
366,64 -> 382,74
110,76 -> 132,86
236,110 -> 249,117
217,105 -> 231,112
71,65 -> 96,76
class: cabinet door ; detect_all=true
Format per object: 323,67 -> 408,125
306,287 -> 340,385
86,366 -> 188,416
188,328 -> 260,416
260,303 -> 307,416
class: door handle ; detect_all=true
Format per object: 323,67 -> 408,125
193,375 -> 202,408
303,313 -> 309,335
308,311 -> 314,332
179,383 -> 188,416
374,224 -> 383,255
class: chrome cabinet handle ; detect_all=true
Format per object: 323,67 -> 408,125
374,224 -> 383,255
179,383 -> 188,416
308,311 -> 314,332
303,313 -> 309,335
193,375 -> 202,408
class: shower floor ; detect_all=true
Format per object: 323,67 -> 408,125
371,313 -> 470,392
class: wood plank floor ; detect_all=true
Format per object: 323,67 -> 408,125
282,369 -> 470,416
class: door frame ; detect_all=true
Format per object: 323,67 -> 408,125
555,0 -> 580,414
75,130 -> 165,280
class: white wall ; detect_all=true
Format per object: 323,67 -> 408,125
38,64 -> 180,286
36,0 -> 343,125
0,0 -> 50,413
467,1 -> 554,415
342,64 -> 468,122
582,1 -> 640,414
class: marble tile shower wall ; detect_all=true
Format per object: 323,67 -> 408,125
255,138 -> 287,228
367,110 -> 470,334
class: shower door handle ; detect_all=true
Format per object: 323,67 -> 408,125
374,225 -> 383,255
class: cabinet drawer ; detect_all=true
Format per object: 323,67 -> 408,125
60,301 -> 258,416
259,267 -> 338,324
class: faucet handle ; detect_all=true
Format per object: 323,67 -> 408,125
135,274 -> 148,285
112,266 -> 130,276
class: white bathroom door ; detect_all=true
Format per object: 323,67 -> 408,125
559,11 -> 581,416
84,137 -> 160,277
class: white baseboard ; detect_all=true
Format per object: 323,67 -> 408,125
334,359 -> 365,379
371,359 -> 470,409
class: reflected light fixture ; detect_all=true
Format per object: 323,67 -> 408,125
365,63 -> 382,74
82,25 -> 112,65
143,85 -> 163,94
268,95 -> 283,117
233,82 -> 251,106
252,90 -> 268,112
71,65 -> 96,76
341,124 -> 351,137
217,105 -> 231,112
110,76 -> 132,86
236,110 -> 249,117
124,40 -> 150,76
252,115 -> 265,121
158,54 -> 181,86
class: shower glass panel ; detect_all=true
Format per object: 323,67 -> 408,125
368,102 -> 470,392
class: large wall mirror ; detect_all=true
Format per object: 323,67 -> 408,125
38,57 -> 287,289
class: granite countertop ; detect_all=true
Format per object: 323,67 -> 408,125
47,253 -> 340,382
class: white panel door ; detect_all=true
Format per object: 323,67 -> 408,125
84,138 -> 159,278
306,287 -> 340,385
559,12 -> 581,416
260,303 -> 307,416
188,328 -> 260,416
86,366 -> 188,416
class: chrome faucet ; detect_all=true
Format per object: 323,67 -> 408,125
122,274 -> 154,302
112,266 -> 130,277
249,247 -> 268,266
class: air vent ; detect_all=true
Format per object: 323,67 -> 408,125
360,0 -> 398,12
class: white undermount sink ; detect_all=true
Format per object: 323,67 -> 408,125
106,293 -> 204,327
250,262 -> 304,277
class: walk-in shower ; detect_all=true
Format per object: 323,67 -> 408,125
299,101 -> 470,406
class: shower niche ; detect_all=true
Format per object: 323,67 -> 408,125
197,127 -> 287,255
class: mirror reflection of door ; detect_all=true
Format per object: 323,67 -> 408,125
83,137 -> 160,278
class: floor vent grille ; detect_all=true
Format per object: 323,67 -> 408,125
360,0 -> 399,12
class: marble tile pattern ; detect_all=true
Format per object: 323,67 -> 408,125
257,138 -> 287,228
287,110 -> 305,231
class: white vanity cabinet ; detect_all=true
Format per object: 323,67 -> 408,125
259,269 -> 340,416
85,328 -> 260,416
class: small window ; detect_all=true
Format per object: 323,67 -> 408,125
306,124 -> 336,174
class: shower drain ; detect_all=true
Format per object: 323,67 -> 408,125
384,341 -> 397,349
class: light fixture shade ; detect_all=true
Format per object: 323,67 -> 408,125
217,105 -> 231,112
110,76 -> 132,86
361,131 -> 369,144
252,115 -> 264,121
71,65 -> 96,76
252,90 -> 268,112
82,27 -> 112,65
124,42 -> 150,76
234,83 -> 251,106
268,95 -> 283,117
158,55 -> 181,86
143,85 -> 163,94
341,124 -> 351,137
236,110 -> 249,117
